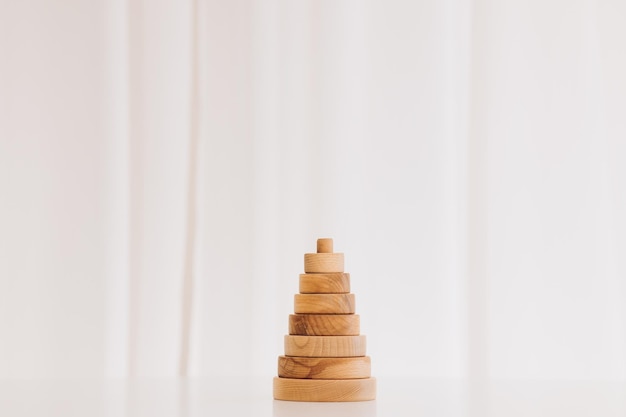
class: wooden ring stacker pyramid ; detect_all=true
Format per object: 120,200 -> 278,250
274,238 -> 376,402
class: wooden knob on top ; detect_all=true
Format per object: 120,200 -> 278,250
317,238 -> 334,253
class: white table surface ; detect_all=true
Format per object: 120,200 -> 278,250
1,377 -> 624,416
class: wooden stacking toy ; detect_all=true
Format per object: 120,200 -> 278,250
273,238 -> 376,402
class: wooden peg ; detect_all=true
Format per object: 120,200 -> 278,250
289,314 -> 360,336
317,238 -> 333,253
304,253 -> 344,273
299,273 -> 350,294
284,335 -> 367,357
294,294 -> 355,314
278,356 -> 371,379
273,377 -> 376,402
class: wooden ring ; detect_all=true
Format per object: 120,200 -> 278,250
289,314 -> 359,336
273,377 -> 376,402
304,253 -> 344,273
294,294 -> 355,314
299,273 -> 350,294
284,335 -> 367,357
278,356 -> 371,379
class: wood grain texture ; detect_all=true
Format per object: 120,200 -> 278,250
289,314 -> 360,336
273,377 -> 376,402
278,356 -> 371,379
294,294 -> 355,314
299,273 -> 350,294
304,253 -> 344,273
316,238 -> 333,253
284,335 -> 367,357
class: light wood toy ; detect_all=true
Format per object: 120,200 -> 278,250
274,238 -> 376,402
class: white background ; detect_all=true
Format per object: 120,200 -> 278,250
1,0 -> 625,381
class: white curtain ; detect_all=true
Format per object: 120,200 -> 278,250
0,0 -> 625,380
